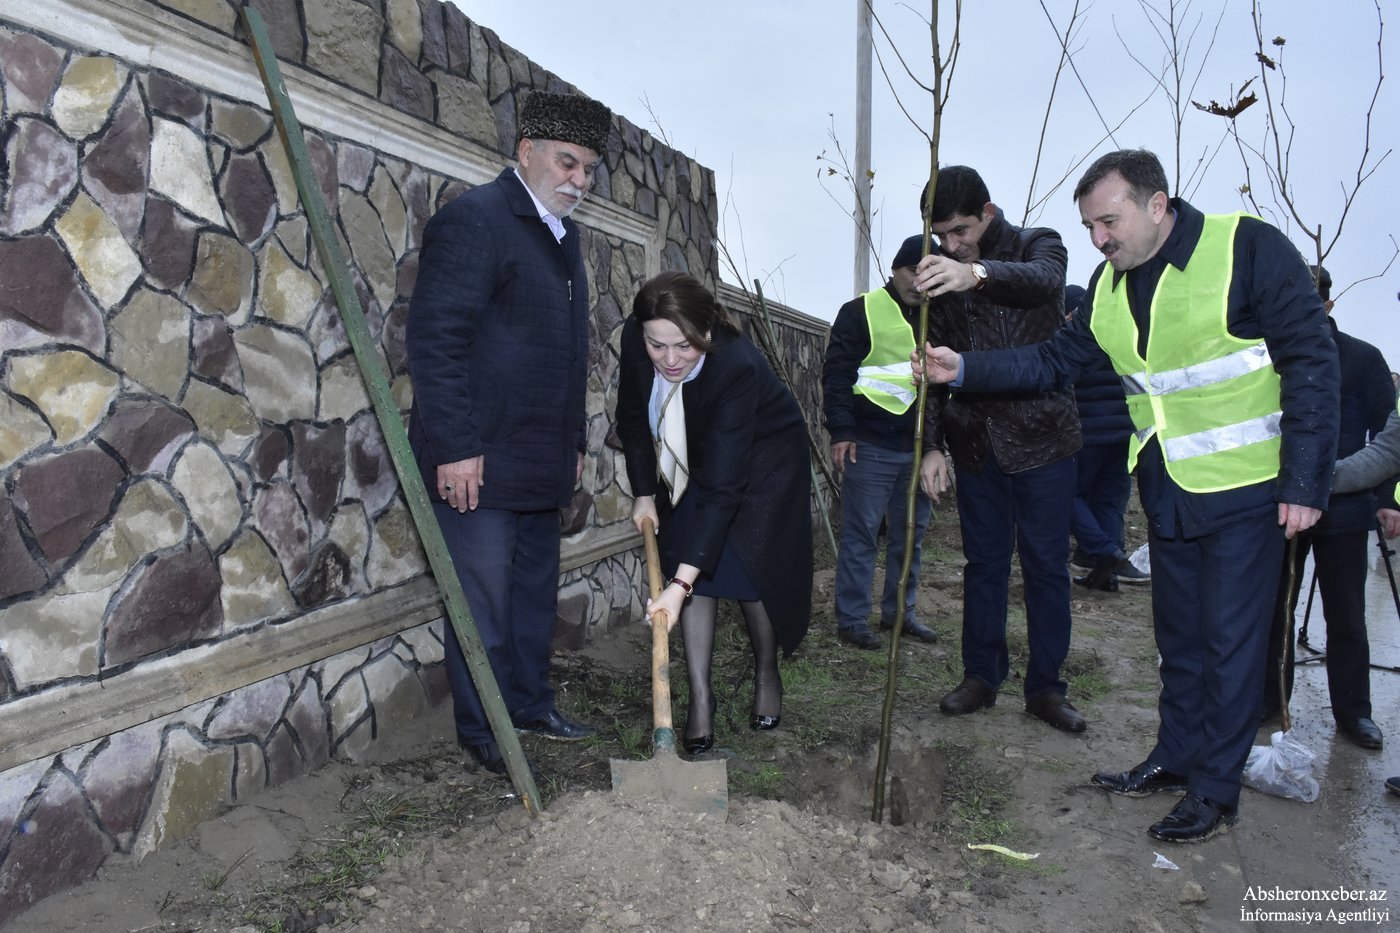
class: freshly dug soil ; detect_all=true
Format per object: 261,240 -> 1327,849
11,503 -> 1397,932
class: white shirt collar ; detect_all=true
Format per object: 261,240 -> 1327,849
513,168 -> 567,242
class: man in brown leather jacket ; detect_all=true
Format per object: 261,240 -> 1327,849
913,165 -> 1085,732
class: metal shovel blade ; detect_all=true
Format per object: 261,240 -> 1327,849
609,743 -> 729,818
609,520 -> 728,818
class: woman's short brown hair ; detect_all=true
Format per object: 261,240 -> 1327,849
630,272 -> 739,351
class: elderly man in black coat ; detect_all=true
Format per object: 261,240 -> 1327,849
406,92 -> 612,776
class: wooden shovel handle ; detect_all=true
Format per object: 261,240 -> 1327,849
641,519 -> 674,738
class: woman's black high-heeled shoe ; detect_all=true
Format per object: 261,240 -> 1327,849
684,695 -> 717,754
683,733 -> 714,754
750,685 -> 782,731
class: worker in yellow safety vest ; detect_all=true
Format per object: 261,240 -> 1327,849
822,235 -> 949,651
914,149 -> 1339,843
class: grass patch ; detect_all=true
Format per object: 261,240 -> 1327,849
230,778 -> 501,931
938,741 -> 1016,845
731,763 -> 786,798
1063,649 -> 1111,701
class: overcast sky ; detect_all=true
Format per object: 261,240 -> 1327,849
454,0 -> 1398,369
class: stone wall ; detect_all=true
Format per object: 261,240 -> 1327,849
0,0 -> 828,922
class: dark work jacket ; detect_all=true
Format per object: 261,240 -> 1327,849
925,210 -> 1081,473
406,169 -> 589,510
1312,319 -> 1393,535
960,199 -> 1340,539
822,281 -> 933,453
615,319 -> 812,656
1073,346 -> 1134,447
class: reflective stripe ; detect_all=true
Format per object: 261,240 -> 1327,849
857,362 -> 914,378
855,376 -> 916,405
1149,344 -> 1274,396
1089,213 -> 1283,492
1121,373 -> 1149,397
1120,344 -> 1274,398
854,289 -> 918,414
1162,411 -> 1282,462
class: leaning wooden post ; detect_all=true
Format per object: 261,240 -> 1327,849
238,6 -> 541,814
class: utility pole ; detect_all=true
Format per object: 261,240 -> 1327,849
854,0 -> 873,296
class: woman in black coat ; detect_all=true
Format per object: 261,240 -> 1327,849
616,272 -> 812,754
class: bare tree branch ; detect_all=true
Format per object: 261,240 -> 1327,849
1023,84 -> 1159,222
1023,0 -> 1085,224
815,115 -> 884,274
1115,0 -> 1227,195
1332,236 -> 1398,302
1209,0 -> 1392,292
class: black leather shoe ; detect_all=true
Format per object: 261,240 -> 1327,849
750,713 -> 781,730
1338,717 -> 1383,749
838,626 -> 881,650
514,709 -> 596,742
1385,775 -> 1400,797
1025,692 -> 1086,732
939,677 -> 997,715
462,741 -> 542,782
462,740 -> 508,775
1091,760 -> 1188,797
881,619 -> 939,643
1148,793 -> 1238,843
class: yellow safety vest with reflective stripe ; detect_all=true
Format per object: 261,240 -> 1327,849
853,289 -> 917,414
1089,213 -> 1283,494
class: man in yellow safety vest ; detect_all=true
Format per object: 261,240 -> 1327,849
915,149 -> 1339,843
823,235 -> 949,651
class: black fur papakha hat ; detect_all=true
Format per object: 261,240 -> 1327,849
518,92 -> 612,154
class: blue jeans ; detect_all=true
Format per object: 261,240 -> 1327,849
1071,440 -> 1130,560
435,503 -> 560,745
954,451 -> 1074,698
834,443 -> 934,631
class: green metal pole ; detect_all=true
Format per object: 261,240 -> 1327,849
238,5 -> 541,814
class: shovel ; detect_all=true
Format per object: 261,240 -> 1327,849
609,519 -> 728,817
1243,537 -> 1320,802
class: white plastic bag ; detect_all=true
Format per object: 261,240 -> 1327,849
1243,730 -> 1319,802
1128,542 -> 1151,574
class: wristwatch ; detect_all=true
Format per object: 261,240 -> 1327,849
970,262 -> 988,290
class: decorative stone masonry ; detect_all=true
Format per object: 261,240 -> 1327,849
0,0 -> 823,924
0,622 -> 449,919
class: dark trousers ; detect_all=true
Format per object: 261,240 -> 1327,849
434,503 -> 560,745
1264,530 -> 1373,723
1148,510 -> 1284,807
954,451 -> 1075,698
1071,440 -> 1130,560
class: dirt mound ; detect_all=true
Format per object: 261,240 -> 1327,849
352,792 -> 949,932
10,505 -> 1397,933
